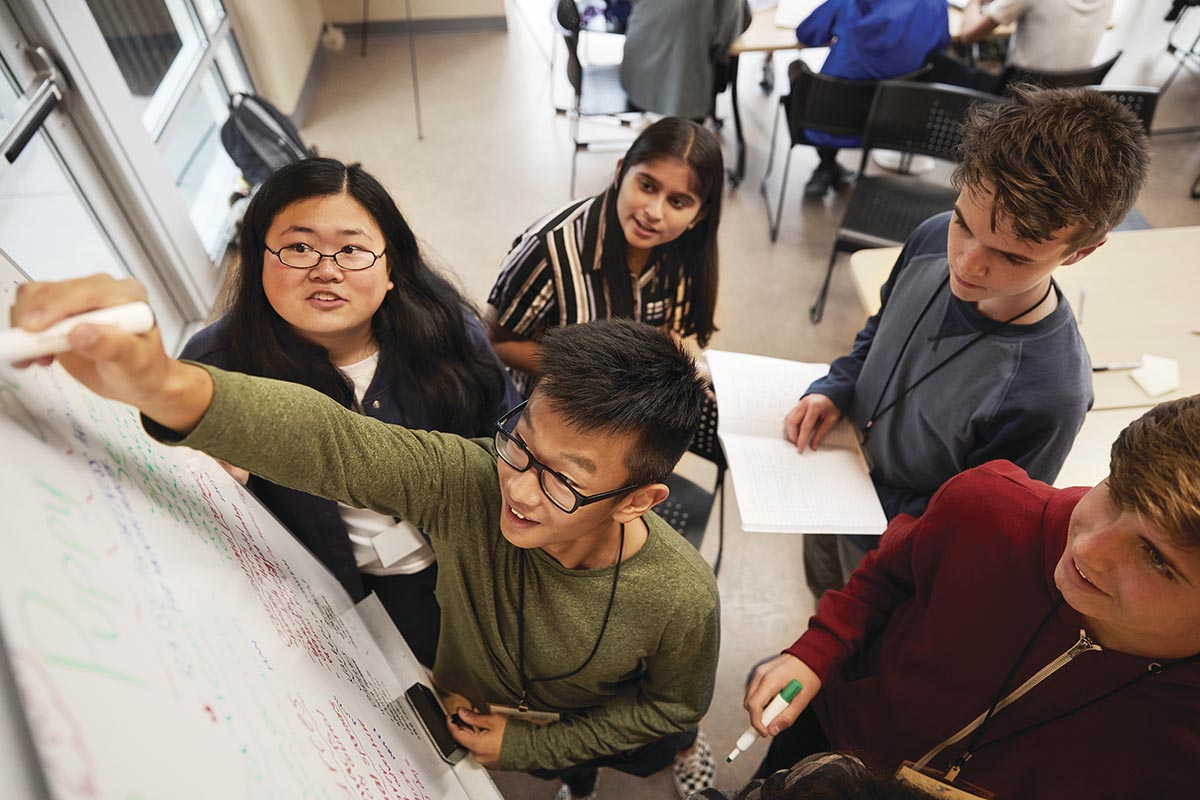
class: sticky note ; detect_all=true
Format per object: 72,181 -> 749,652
1130,355 -> 1180,398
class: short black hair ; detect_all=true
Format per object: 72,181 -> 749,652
534,319 -> 706,485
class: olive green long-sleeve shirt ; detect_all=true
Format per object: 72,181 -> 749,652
157,366 -> 720,771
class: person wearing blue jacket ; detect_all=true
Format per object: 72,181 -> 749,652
794,0 -> 950,196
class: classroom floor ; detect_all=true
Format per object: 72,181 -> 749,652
296,3 -> 1200,797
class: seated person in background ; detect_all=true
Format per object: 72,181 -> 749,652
181,157 -> 520,667
746,395 -> 1200,798
10,290 -> 721,800
783,87 -> 1150,597
792,0 -> 950,196
620,0 -> 749,121
958,0 -> 1113,72
487,118 -> 723,395
929,0 -> 1114,93
686,752 -> 936,799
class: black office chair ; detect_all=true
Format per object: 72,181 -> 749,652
555,0 -> 638,197
1001,50 -> 1122,91
759,61 -> 929,242
656,394 -> 727,576
1095,86 -> 1159,133
811,81 -> 1004,324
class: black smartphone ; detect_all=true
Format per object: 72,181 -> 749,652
404,683 -> 466,764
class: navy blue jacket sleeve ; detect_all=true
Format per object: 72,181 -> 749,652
464,311 -> 522,419
803,213 -> 951,414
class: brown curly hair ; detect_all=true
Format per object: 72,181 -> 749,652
952,85 -> 1151,251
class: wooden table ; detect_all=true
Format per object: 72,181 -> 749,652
725,3 -> 990,184
846,226 -> 1200,410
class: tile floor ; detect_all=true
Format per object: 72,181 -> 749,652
297,3 -> 1200,797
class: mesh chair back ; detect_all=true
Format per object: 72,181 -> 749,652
1096,86 -> 1158,132
556,0 -> 584,96
1003,51 -> 1122,90
786,61 -> 931,143
687,394 -> 726,471
860,81 -> 1004,163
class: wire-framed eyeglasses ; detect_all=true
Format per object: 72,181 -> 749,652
266,243 -> 383,271
494,401 -> 643,514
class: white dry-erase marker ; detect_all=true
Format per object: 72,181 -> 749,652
727,678 -> 804,763
0,301 -> 155,363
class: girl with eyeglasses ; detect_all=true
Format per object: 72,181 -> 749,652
180,157 -> 520,666
486,117 -> 723,394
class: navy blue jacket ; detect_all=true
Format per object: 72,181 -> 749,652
180,313 -> 521,599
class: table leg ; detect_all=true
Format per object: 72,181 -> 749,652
727,54 -> 745,187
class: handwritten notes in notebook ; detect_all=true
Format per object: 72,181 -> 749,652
706,350 -> 886,535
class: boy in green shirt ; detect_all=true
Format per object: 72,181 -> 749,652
11,281 -> 720,800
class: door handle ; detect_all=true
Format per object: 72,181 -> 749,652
1,46 -> 66,164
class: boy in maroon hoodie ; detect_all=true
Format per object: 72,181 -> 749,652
745,396 -> 1200,799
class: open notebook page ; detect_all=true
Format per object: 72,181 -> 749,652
705,350 -> 887,535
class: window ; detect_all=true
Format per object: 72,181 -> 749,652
83,0 -> 252,258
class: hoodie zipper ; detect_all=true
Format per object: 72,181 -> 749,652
914,629 -> 1102,781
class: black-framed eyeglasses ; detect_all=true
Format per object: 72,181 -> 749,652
265,243 -> 383,271
494,401 -> 643,514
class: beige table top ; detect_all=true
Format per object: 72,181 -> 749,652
847,226 -> 1200,410
1053,405 -> 1148,489
731,5 -> 987,56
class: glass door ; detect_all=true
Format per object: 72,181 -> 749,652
0,27 -> 191,348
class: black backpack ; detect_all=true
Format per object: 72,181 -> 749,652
220,93 -> 311,186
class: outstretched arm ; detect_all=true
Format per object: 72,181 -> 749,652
10,275 -> 213,433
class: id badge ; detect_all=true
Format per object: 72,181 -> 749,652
895,762 -> 994,799
486,703 -> 561,724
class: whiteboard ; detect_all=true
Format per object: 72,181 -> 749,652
0,253 -> 502,800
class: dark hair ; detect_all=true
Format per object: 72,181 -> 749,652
534,318 -> 706,485
752,753 -> 938,800
952,85 -> 1150,250
226,156 -> 506,435
616,117 -> 723,347
1108,394 -> 1200,549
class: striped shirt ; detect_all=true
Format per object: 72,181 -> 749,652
487,190 -> 685,392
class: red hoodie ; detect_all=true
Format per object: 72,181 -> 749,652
788,461 -> 1200,799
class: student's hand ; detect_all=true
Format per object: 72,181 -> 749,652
447,707 -> 507,768
744,653 -> 822,737
783,394 -> 842,453
9,275 -> 213,433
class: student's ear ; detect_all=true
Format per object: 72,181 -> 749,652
612,483 -> 670,522
1060,236 -> 1107,267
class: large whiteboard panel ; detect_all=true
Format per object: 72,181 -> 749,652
0,258 -> 501,799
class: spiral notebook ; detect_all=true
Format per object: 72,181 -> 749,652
705,350 -> 887,535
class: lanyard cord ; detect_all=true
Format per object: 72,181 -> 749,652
515,523 -> 625,711
862,277 -> 1055,445
947,597 -> 1200,777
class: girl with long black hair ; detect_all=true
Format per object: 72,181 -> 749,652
181,157 -> 519,665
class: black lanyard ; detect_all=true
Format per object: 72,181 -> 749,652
514,523 -> 624,712
861,277 -> 1055,446
944,597 -> 1200,782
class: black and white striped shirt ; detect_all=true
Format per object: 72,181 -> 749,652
487,189 -> 684,391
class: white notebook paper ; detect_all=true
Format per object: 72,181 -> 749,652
706,350 -> 887,535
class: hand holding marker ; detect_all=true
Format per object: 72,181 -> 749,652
0,301 -> 155,362
727,679 -> 803,763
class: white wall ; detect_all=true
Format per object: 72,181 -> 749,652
226,0 -> 325,115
